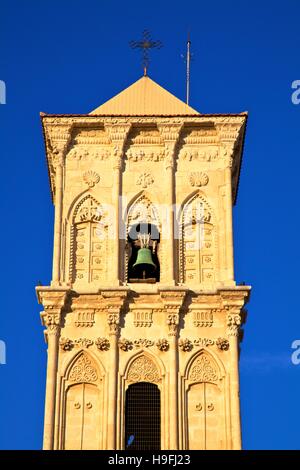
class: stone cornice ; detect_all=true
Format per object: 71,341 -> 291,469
41,113 -> 247,202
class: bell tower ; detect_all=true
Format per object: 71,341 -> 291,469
36,75 -> 250,450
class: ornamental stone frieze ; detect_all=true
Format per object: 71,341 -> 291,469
178,337 -> 229,351
59,337 -> 112,352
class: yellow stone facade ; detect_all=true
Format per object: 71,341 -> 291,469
36,76 -> 250,450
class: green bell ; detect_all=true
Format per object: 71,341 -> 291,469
132,247 -> 157,278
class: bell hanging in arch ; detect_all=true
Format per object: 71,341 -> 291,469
132,233 -> 157,280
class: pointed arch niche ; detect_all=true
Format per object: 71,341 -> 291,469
179,192 -> 218,285
124,193 -> 161,283
180,349 -> 228,450
58,351 -> 106,450
118,351 -> 167,449
69,194 -> 109,285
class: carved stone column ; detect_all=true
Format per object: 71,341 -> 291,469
226,308 -> 242,450
37,288 -> 69,450
161,289 -> 186,449
158,124 -> 182,284
105,124 -> 131,285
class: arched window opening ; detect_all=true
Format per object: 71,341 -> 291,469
127,223 -> 160,283
125,382 -> 161,450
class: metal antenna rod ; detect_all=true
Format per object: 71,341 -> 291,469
186,32 -> 191,105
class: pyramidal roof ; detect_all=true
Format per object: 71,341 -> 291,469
90,76 -> 199,115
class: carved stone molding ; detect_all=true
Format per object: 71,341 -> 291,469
75,310 -> 95,327
126,149 -> 165,162
74,338 -> 93,348
193,310 -> 214,327
67,147 -> 111,161
133,339 -> 155,348
133,310 -> 153,327
127,355 -> 160,384
68,352 -> 98,383
179,148 -> 219,162
189,354 -> 219,384
193,338 -> 214,348
178,337 -> 230,350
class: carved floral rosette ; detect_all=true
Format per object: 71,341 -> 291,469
95,337 -> 110,351
216,338 -> 229,351
59,337 -> 73,351
179,338 -> 193,352
118,338 -> 133,352
156,338 -> 170,352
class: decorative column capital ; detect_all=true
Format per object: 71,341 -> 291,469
37,288 -> 70,340
107,310 -> 121,336
46,123 -> 73,168
221,144 -> 235,169
157,123 -> 183,170
52,144 -> 67,169
160,289 -> 186,337
100,290 -> 128,336
166,312 -> 180,336
226,311 -> 242,337
104,123 -> 132,169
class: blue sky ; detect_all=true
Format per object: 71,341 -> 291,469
0,0 -> 300,450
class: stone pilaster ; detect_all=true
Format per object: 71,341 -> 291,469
160,289 -> 186,449
37,288 -> 70,450
46,125 -> 72,287
222,288 -> 250,450
105,124 -> 131,285
101,290 -> 128,449
158,124 -> 182,284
